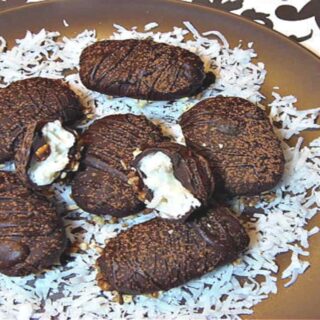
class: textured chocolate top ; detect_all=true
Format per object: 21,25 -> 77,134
81,114 -> 164,174
179,97 -> 285,196
71,114 -> 164,217
0,77 -> 84,162
80,39 -> 214,100
71,166 -> 144,217
97,203 -> 249,294
133,141 -> 215,220
0,172 -> 66,276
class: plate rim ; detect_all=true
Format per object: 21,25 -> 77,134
1,0 -> 319,63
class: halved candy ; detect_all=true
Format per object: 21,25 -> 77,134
14,120 -> 79,189
132,142 -> 215,221
0,77 -> 84,163
71,114 -> 165,217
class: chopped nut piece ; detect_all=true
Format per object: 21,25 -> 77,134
79,242 -> 88,251
66,204 -> 79,211
122,295 -> 133,303
109,217 -> 119,224
86,113 -> 95,119
132,148 -> 142,158
111,291 -> 124,304
96,247 -> 103,254
35,144 -> 51,161
137,191 -> 147,202
60,172 -> 67,179
92,215 -> 105,225
145,292 -> 160,298
120,160 -> 128,170
262,192 -> 277,203
98,279 -> 111,292
127,176 -> 140,186
137,100 -> 147,108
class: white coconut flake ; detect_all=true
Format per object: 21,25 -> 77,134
0,23 -> 319,319
269,92 -> 320,139
282,252 -> 310,287
144,22 -> 158,31
0,36 -> 6,53
63,19 -> 70,27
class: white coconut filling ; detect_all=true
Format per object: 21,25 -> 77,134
138,151 -> 201,219
28,120 -> 75,186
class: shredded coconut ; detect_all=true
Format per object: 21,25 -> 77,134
144,22 -> 158,31
63,19 -> 70,27
0,22 -> 319,319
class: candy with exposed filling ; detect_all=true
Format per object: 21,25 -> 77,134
132,142 -> 215,221
71,114 -> 164,217
14,120 -> 78,188
0,77 -> 84,163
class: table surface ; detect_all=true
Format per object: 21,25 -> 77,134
186,0 -> 320,56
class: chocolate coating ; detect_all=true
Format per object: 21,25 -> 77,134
71,167 -> 143,217
133,141 -> 215,220
71,114 -> 164,217
0,77 -> 84,162
0,172 -> 66,276
97,204 -> 249,294
179,97 -> 285,196
79,39 -> 214,100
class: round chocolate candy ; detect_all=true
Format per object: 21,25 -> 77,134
0,172 -> 67,276
79,39 -> 215,100
132,141 -> 215,221
0,77 -> 84,163
71,114 -> 165,217
179,97 -> 285,196
97,203 -> 249,295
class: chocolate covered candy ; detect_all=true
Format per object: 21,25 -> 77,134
0,172 -> 66,276
0,77 -> 84,162
14,120 -> 78,188
97,204 -> 249,294
179,97 -> 285,196
132,142 -> 215,221
71,114 -> 164,217
79,39 -> 215,100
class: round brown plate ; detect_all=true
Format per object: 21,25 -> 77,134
1,0 -> 319,318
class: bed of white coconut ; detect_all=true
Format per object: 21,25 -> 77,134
0,22 -> 319,320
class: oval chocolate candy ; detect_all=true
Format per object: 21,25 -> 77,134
79,39 -> 215,100
179,97 -> 285,196
97,203 -> 249,294
0,172 -> 66,276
